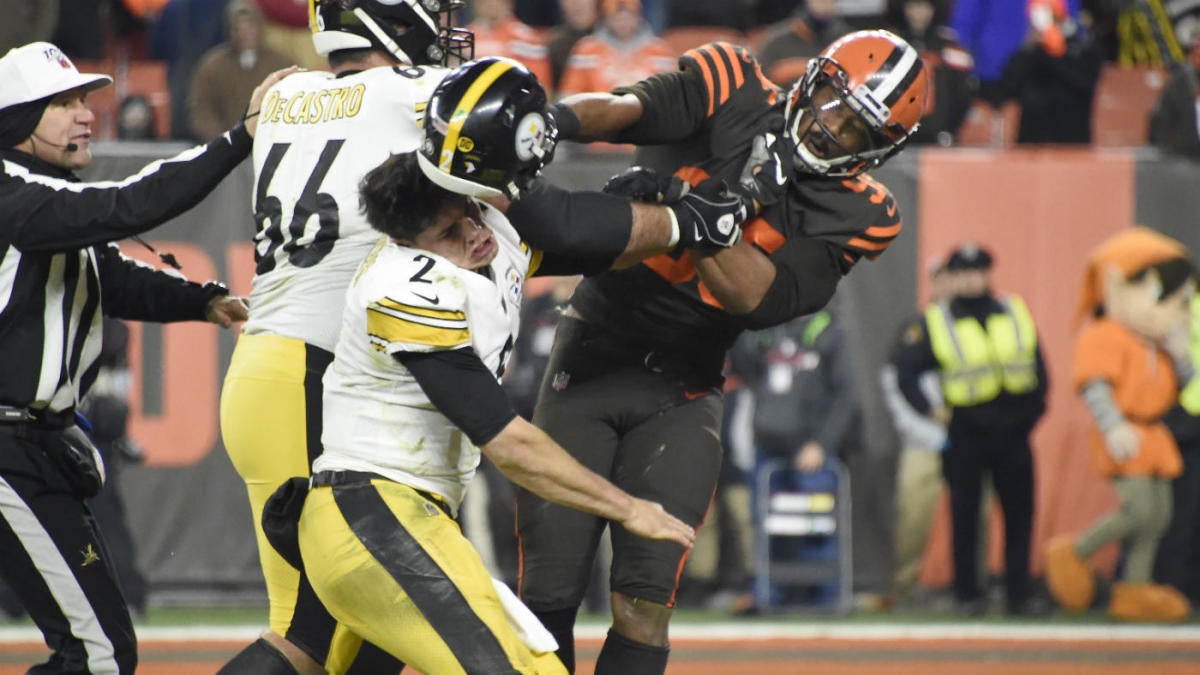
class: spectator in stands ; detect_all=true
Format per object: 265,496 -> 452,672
887,0 -> 978,146
1150,35 -> 1200,158
757,0 -> 853,85
950,0 -> 1081,106
255,0 -> 326,70
545,0 -> 598,93
469,0 -> 553,86
51,0 -> 107,60
667,0 -> 757,32
188,0 -> 291,142
1,2 -> 59,55
999,0 -> 1102,145
729,306 -> 860,609
557,0 -> 676,99
148,0 -> 229,139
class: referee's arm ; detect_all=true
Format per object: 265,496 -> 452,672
0,124 -> 251,253
96,244 -> 228,323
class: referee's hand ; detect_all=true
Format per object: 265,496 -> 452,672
206,296 -> 249,329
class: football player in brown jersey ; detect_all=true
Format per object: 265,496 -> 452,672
516,30 -> 929,675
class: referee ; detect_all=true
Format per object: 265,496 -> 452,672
0,42 -> 293,674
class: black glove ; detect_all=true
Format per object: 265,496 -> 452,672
668,181 -> 749,251
738,132 -> 791,210
546,102 -> 582,142
602,166 -> 688,203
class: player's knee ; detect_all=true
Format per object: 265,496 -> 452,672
217,638 -> 300,675
610,593 -> 671,646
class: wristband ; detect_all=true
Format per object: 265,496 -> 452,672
548,102 -> 582,141
666,207 -> 680,248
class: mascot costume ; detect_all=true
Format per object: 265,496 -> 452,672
1045,227 -> 1196,622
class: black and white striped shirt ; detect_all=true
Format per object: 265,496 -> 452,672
0,126 -> 252,415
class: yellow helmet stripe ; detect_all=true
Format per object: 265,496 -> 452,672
308,0 -> 318,35
438,60 -> 515,172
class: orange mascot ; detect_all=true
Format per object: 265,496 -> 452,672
1044,227 -> 1196,622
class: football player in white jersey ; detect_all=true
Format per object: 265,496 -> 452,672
291,57 -> 754,674
218,1 -> 473,673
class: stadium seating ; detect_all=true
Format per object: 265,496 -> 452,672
955,100 -> 1021,148
1091,64 -> 1166,147
73,58 -> 171,140
662,26 -> 749,56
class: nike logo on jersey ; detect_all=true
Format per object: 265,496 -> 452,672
886,202 -> 897,218
413,291 -> 440,304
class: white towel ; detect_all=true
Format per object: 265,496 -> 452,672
491,577 -> 559,654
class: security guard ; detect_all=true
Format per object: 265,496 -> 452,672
895,243 -> 1049,616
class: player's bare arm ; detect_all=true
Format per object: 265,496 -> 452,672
482,417 -> 696,548
693,244 -> 777,314
554,92 -> 644,142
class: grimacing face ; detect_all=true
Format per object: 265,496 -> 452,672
400,199 -> 498,270
796,82 -> 874,161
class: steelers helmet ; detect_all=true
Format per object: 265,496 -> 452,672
309,0 -> 473,66
784,29 -> 928,177
417,57 -> 556,199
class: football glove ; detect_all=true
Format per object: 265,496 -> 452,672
738,132 -> 791,210
602,166 -> 688,203
667,181 -> 748,251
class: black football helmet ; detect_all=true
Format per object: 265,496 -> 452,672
309,0 -> 474,66
417,57 -> 557,199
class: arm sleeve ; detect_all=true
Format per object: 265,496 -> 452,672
395,349 -> 518,447
815,325 -> 859,455
506,179 -> 633,277
1,124 -> 252,253
740,237 -> 843,330
611,42 -> 758,146
895,321 -> 940,415
1081,379 -> 1124,431
96,244 -> 228,322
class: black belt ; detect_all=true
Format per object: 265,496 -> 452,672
309,470 -> 453,517
0,405 -> 74,439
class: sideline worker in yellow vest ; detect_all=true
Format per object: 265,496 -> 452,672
895,243 -> 1049,617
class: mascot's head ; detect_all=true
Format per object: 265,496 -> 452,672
1077,227 -> 1196,342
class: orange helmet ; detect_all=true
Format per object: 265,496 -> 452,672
784,29 -> 928,177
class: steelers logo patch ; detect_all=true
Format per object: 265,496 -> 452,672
515,112 -> 547,161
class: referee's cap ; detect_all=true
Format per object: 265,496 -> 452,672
945,242 -> 994,271
0,43 -> 111,112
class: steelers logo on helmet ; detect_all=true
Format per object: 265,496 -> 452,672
515,112 -> 548,162
417,56 -> 554,199
784,29 -> 928,177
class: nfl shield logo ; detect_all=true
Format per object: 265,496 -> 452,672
551,371 -> 570,391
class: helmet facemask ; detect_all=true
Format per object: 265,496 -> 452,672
785,56 -> 918,178
311,0 -> 474,66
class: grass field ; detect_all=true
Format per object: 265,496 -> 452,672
3,608 -> 1199,673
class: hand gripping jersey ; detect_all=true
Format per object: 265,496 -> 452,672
242,65 -> 448,351
571,42 -> 903,364
316,204 -> 532,512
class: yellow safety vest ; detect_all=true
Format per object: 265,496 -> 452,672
1180,294 -> 1200,415
925,295 -> 1039,407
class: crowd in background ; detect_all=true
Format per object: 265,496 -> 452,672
3,0 -> 1200,155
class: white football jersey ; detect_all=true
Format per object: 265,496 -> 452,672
242,65 -> 449,352
317,203 -> 533,512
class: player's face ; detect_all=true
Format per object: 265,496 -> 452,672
795,82 -> 875,161
407,199 -> 498,270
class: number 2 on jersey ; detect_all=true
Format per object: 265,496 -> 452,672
254,139 -> 345,275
